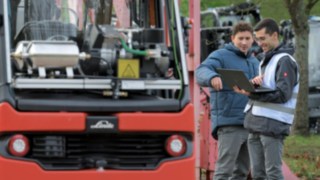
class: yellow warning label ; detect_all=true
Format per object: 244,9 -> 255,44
118,59 -> 140,79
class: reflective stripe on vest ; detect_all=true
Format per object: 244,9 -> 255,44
254,92 -> 298,114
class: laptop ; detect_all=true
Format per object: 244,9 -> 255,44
216,68 -> 275,93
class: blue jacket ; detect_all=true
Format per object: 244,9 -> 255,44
196,43 -> 259,139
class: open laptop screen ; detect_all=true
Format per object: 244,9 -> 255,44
216,68 -> 275,93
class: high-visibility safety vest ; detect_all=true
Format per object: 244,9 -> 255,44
244,53 -> 299,125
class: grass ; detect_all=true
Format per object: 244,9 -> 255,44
284,135 -> 320,180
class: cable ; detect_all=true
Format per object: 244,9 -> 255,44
119,38 -> 148,56
170,0 -> 183,99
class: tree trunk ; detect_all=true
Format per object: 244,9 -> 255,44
284,0 -> 310,135
292,30 -> 309,135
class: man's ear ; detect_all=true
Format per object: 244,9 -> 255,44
272,31 -> 279,40
231,35 -> 235,42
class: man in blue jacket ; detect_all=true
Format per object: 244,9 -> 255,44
196,22 -> 259,180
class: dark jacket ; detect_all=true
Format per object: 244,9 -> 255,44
244,43 -> 298,137
196,43 -> 259,139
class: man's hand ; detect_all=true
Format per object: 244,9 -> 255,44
251,75 -> 263,87
211,77 -> 223,91
233,86 -> 250,96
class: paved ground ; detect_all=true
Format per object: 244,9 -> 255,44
283,162 -> 299,180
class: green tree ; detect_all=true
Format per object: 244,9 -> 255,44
284,0 -> 319,135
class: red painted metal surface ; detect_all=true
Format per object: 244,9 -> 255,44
0,103 -> 86,132
0,155 -> 195,180
113,0 -> 130,28
0,101 -> 195,179
187,1 -> 217,179
186,0 -> 201,179
186,0 -> 221,175
0,102 -> 194,132
118,103 -> 194,132
199,90 -> 217,180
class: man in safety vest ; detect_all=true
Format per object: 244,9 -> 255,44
234,18 -> 299,180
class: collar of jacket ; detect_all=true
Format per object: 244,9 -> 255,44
225,43 -> 253,59
261,42 -> 295,67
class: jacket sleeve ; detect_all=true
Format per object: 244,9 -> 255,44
249,56 -> 298,103
195,51 -> 224,87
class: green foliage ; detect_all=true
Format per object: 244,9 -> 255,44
284,135 -> 320,179
180,0 -> 189,16
180,0 -> 320,23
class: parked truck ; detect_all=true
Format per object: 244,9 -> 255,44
307,18 -> 320,132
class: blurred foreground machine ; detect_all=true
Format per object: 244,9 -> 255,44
0,0 -> 194,179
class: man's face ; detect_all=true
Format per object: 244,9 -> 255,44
231,31 -> 254,54
254,28 -> 278,53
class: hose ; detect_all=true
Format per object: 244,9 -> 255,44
119,38 -> 148,56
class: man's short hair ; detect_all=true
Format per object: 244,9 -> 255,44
254,18 -> 279,36
232,21 -> 253,36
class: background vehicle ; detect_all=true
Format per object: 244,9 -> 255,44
0,0 -> 195,179
200,2 -> 262,61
